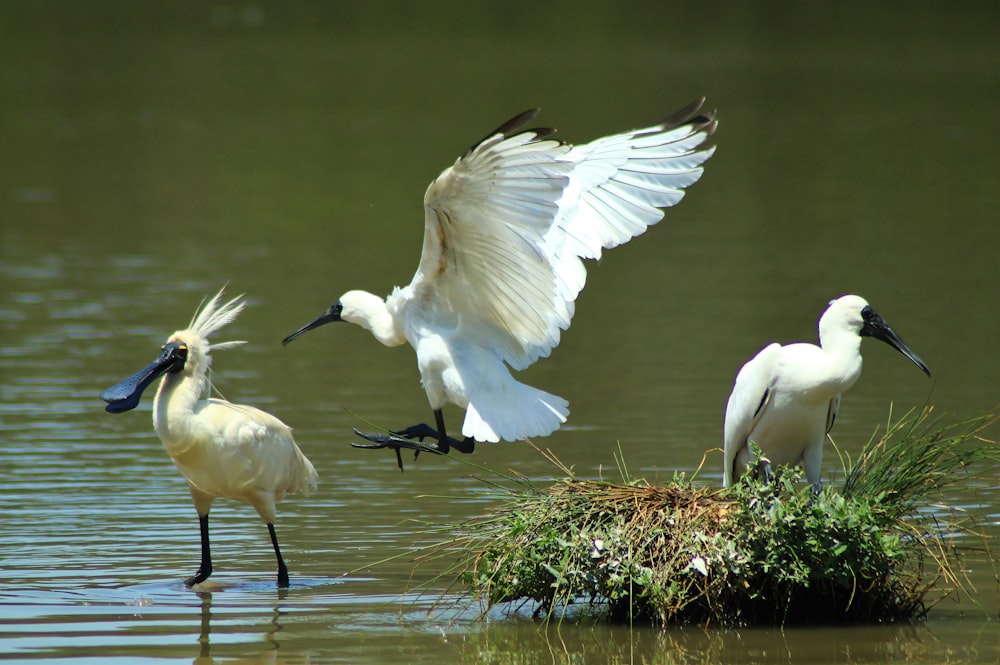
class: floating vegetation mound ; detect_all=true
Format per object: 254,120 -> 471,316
419,407 -> 998,627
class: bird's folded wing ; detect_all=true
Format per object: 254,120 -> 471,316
204,399 -> 318,494
414,101 -> 716,371
723,343 -> 782,481
826,394 -> 841,434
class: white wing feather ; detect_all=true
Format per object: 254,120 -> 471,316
412,100 -> 717,372
723,343 -> 782,487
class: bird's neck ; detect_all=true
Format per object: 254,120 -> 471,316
347,290 -> 406,347
817,331 -> 864,391
153,367 -> 206,446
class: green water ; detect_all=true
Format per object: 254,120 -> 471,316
2,2 -> 998,662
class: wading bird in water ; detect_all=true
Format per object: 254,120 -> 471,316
101,289 -> 318,587
723,295 -> 931,492
284,99 -> 717,469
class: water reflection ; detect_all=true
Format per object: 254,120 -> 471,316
193,589 -> 279,664
460,620 -> 1000,664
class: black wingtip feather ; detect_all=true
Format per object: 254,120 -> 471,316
463,99 -> 716,159
464,108 -> 557,157
657,97 -> 718,136
494,108 -> 541,136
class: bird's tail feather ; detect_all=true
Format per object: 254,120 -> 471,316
462,380 -> 569,443
294,449 -> 319,496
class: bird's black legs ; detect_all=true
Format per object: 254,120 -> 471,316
182,513 -> 290,589
268,523 -> 290,588
185,514 -> 213,586
353,409 -> 476,470
756,458 -> 774,485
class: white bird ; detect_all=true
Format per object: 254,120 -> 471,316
101,289 -> 318,587
282,100 -> 717,468
723,295 -> 931,492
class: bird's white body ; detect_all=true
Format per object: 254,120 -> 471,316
723,295 -> 929,489
154,293 -> 318,521
154,394 -> 317,523
321,102 -> 717,444
723,341 -> 859,489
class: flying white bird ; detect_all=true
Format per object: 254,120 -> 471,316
283,99 -> 717,468
723,294 -> 931,492
101,289 -> 318,587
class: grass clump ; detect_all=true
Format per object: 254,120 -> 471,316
420,407 -> 998,627
467,478 -> 731,625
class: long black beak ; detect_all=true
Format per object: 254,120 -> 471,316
101,342 -> 187,414
282,302 -> 342,346
861,309 -> 931,377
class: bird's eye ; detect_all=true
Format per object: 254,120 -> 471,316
168,344 -> 188,373
861,306 -> 875,321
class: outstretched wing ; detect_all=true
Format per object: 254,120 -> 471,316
411,100 -> 717,370
723,343 -> 782,487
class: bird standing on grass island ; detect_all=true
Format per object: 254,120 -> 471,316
282,99 -> 717,469
723,295 -> 931,492
101,289 -> 318,588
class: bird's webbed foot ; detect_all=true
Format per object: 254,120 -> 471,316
352,428 -> 444,472
352,424 -> 475,471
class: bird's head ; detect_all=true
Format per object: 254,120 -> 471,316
282,300 -> 344,345
282,290 -> 398,346
823,294 -> 931,377
100,288 -> 247,414
100,339 -> 190,413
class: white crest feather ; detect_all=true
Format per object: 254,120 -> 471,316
189,287 -> 248,351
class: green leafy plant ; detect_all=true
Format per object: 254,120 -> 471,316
415,407 -> 998,626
